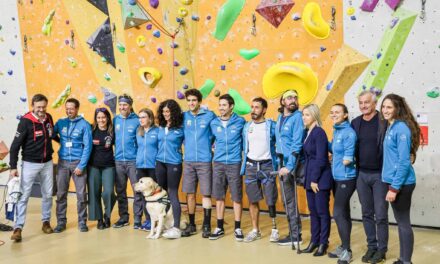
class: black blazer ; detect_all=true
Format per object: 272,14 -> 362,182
303,126 -> 333,191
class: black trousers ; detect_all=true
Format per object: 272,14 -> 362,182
391,184 -> 415,263
333,179 -> 357,250
155,161 -> 182,228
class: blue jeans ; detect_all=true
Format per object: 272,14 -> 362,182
15,160 -> 54,229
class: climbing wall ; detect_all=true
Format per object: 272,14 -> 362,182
0,0 -> 438,227
0,1 -> 29,184
343,0 -> 440,227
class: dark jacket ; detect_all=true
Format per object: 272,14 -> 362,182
9,112 -> 55,169
351,111 -> 387,172
303,126 -> 333,191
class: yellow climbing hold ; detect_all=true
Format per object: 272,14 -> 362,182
180,0 -> 193,5
138,67 -> 163,88
262,62 -> 319,105
347,7 -> 356,16
178,7 -> 189,18
136,35 -> 146,47
302,2 -> 330,39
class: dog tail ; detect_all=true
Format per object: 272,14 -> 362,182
179,219 -> 188,230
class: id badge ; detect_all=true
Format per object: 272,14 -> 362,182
66,141 -> 73,148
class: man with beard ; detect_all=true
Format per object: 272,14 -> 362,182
241,97 -> 279,243
276,90 -> 304,247
10,94 -> 55,242
53,98 -> 92,233
209,94 -> 246,241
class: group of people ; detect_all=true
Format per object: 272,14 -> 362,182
8,88 -> 420,264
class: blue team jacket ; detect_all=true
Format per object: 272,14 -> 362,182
275,110 -> 304,171
114,112 -> 140,161
210,113 -> 245,164
183,109 -> 216,162
136,126 -> 159,169
382,120 -> 416,191
240,119 -> 278,175
54,116 -> 92,170
330,121 -> 357,181
156,126 -> 184,165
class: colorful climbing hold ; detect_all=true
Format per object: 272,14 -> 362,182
16,115 -> 22,120
180,68 -> 189,75
326,80 -> 334,91
42,9 -> 55,36
178,7 -> 189,18
136,35 -> 146,47
347,7 -> 355,16
150,0 -> 159,9
10,49 -> 16,56
180,0 -> 193,5
390,17 -> 399,28
157,48 -> 163,54
116,42 -> 126,53
1,91 -> 6,95
138,67 -> 163,88
146,24 -> 153,30
239,49 -> 260,60
104,73 -> 111,81
150,96 -> 157,103
128,0 -> 136,5
191,15 -> 200,21
213,0 -> 246,41
350,16 -> 357,20
228,88 -> 251,115
51,85 -> 71,109
7,70 -> 13,76
426,87 -> 440,98
20,96 -> 27,102
170,42 -> 178,48
220,65 -> 226,70
88,94 -> 98,104
67,57 -> 77,68
292,13 -> 301,21
302,2 -> 330,39
206,15 -> 212,20
183,84 -> 189,89
176,17 -> 183,23
214,90 -> 221,97
255,0 -> 295,28
177,91 -> 185,99
320,46 -> 327,52
199,79 -> 216,99
376,52 -> 382,59
173,61 -> 180,67
153,30 -> 161,38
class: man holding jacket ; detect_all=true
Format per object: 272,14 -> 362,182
53,98 -> 92,233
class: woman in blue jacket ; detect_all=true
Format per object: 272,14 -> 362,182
136,108 -> 159,231
328,104 -> 357,263
155,99 -> 184,239
381,94 -> 421,264
301,104 -> 333,256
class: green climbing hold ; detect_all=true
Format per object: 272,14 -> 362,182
427,87 -> 439,98
117,42 -> 126,53
199,79 -> 215,99
213,0 -> 246,41
239,48 -> 260,60
214,90 -> 221,97
228,88 -> 251,115
88,94 -> 98,104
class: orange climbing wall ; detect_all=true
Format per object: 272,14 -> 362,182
17,0 -> 344,214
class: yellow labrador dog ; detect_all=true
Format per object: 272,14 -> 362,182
134,177 -> 186,239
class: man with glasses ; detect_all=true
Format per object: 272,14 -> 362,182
113,94 -> 141,228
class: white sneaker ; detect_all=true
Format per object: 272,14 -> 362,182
269,228 -> 279,242
244,229 -> 261,243
163,227 -> 181,239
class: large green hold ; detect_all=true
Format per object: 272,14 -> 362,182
121,0 -> 150,29
360,8 -> 417,95
213,0 -> 246,41
229,88 -> 251,115
199,79 -> 216,99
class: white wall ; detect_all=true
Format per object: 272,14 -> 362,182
0,2 -> 28,185
344,1 -> 440,227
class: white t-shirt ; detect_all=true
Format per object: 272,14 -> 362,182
247,121 -> 271,161
221,120 -> 228,128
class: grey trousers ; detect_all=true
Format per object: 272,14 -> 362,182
56,159 -> 87,224
280,172 -> 302,239
115,161 -> 143,223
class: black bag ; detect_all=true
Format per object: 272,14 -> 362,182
293,162 -> 305,186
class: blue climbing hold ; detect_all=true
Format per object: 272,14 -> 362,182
180,68 -> 189,75
153,30 -> 160,38
320,46 -> 326,52
20,96 -> 27,102
7,70 -> 13,75
220,65 -> 226,70
10,49 -> 16,56
326,80 -> 334,91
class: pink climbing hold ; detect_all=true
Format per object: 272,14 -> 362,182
385,0 -> 401,10
360,0 -> 379,12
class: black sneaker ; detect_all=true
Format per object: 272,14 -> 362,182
209,228 -> 225,240
53,223 -> 66,233
234,228 -> 244,242
362,249 -> 377,263
79,223 -> 89,232
181,224 -> 197,237
112,219 -> 129,228
277,235 -> 302,247
202,225 -> 211,238
370,250 -> 386,264
133,222 -> 142,230
392,260 -> 403,264
97,219 -> 105,230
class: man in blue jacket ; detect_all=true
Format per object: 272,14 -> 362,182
181,89 -> 216,238
53,98 -> 92,233
276,90 -> 304,247
209,94 -> 246,241
241,97 -> 279,243
351,90 -> 388,263
113,94 -> 141,228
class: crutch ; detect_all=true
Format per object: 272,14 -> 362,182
291,152 -> 302,254
271,154 -> 295,251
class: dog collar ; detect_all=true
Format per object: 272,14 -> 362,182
151,187 -> 162,196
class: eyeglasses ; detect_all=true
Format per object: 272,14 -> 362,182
139,116 -> 148,119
